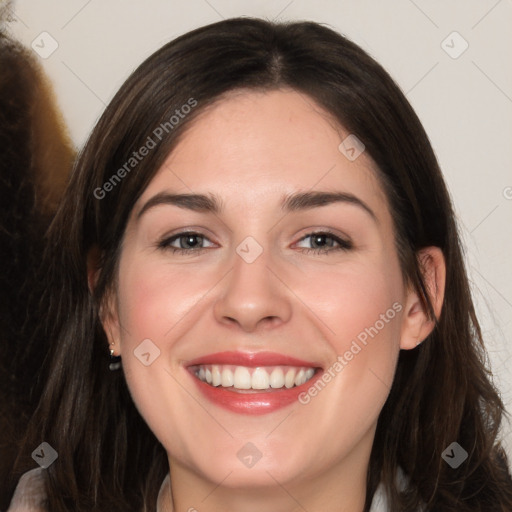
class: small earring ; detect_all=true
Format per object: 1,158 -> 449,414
109,343 -> 122,371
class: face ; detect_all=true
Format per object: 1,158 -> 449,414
104,89 -> 411,491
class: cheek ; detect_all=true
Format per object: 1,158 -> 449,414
114,256 -> 211,454
296,255 -> 403,350
290,255 -> 404,425
116,256 -> 207,342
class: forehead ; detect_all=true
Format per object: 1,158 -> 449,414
137,89 -> 388,214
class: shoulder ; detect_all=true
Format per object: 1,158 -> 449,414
7,468 -> 47,512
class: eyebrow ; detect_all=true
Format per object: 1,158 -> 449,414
136,190 -> 377,222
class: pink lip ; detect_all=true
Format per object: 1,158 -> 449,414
186,350 -> 321,368
185,351 -> 323,415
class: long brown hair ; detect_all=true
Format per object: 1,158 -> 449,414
13,17 -> 512,511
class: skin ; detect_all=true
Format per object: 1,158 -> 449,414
98,89 -> 445,512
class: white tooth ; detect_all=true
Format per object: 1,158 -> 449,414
269,368 -> 285,388
295,369 -> 305,386
252,367 -> 270,390
285,368 -> 296,388
305,368 -> 315,381
198,367 -> 206,381
221,367 -> 234,387
212,365 -> 222,386
233,366 -> 251,389
205,368 -> 212,384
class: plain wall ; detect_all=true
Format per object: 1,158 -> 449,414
6,0 -> 512,459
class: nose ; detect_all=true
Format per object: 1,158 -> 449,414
213,244 -> 292,333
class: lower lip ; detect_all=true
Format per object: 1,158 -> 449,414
188,369 -> 322,415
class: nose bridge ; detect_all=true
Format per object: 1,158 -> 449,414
213,235 -> 292,331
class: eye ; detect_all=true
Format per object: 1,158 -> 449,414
294,231 -> 352,255
157,231 -> 215,255
157,230 -> 352,256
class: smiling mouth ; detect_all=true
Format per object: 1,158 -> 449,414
189,364 -> 318,393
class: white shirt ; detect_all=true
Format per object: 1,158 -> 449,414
8,466 -> 423,511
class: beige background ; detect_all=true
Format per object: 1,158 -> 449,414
5,0 -> 512,460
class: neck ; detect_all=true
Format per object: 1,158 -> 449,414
164,427 -> 374,512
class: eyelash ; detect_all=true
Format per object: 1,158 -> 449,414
157,230 -> 353,256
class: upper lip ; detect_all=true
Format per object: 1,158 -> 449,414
186,350 -> 322,368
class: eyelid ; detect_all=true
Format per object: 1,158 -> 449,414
157,226 -> 219,243
291,223 -> 351,242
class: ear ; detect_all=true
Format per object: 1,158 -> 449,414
400,246 -> 446,350
87,246 -> 121,356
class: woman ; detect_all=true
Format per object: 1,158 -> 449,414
9,17 -> 512,511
